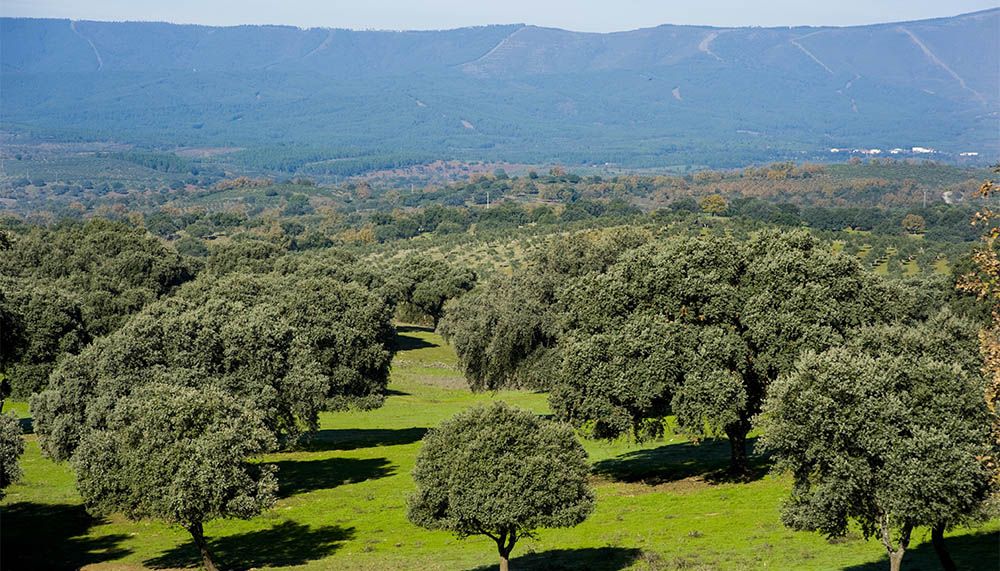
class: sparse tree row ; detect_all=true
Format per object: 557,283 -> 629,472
0,212 -> 997,571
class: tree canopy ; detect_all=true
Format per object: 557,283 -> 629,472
32,271 -> 395,461
389,255 -> 476,327
0,219 -> 194,336
439,227 -> 651,391
555,230 -> 908,474
408,402 -> 594,571
73,383 -> 277,571
440,272 -> 562,391
446,229 -> 908,474
0,413 -> 24,499
0,219 -> 194,397
759,309 -> 997,571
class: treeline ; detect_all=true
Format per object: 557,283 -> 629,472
5,160 -> 987,230
129,198 -> 974,287
232,146 -> 434,176
340,162 -> 987,213
132,193 -> 979,258
723,198 -> 980,242
105,151 -> 191,174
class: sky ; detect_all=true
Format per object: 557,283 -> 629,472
1,0 -> 996,32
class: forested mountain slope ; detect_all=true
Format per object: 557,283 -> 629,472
1,10 -> 997,169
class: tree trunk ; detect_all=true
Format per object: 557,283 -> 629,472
889,549 -> 905,571
888,549 -> 904,571
186,521 -> 219,571
879,519 -> 911,571
725,421 -> 750,478
931,525 -> 957,571
495,528 -> 516,571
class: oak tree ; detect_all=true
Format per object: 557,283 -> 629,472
759,310 -> 996,571
555,230 -> 902,475
33,272 -> 394,461
408,402 -> 594,571
73,383 -> 277,571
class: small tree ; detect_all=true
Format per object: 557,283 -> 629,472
392,255 -> 476,328
699,194 -> 728,214
0,413 -> 24,498
73,383 -> 277,571
901,213 -> 926,234
408,402 -> 594,571
759,311 -> 995,571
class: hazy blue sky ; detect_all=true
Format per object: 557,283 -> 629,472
1,0 -> 996,32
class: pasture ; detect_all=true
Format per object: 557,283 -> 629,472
2,327 -> 997,570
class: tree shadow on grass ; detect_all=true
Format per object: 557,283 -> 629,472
842,530 -> 998,571
592,437 -> 769,485
394,326 -> 438,352
273,456 -> 395,498
17,417 -> 33,434
0,502 -> 132,570
467,547 -> 644,571
300,426 -> 428,452
146,520 -> 354,570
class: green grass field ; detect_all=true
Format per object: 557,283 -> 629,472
2,327 -> 997,570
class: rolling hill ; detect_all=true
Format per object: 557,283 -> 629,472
1,10 -> 997,172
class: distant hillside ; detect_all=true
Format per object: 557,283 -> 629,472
1,10 -> 997,172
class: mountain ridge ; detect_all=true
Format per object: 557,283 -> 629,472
6,7 -> 996,34
1,11 -> 997,170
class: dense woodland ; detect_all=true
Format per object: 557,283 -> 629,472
0,163 -> 997,571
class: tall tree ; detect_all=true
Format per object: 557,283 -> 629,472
440,227 -> 650,390
0,219 -> 193,337
554,230 -> 902,475
0,219 -> 193,397
32,272 -> 394,461
759,310 -> 996,571
0,284 -> 89,397
551,314 -> 682,440
73,383 -> 277,571
0,286 -> 22,409
958,164 -> 1000,485
408,402 -> 594,571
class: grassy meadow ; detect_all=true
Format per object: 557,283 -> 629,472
2,326 -> 997,570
